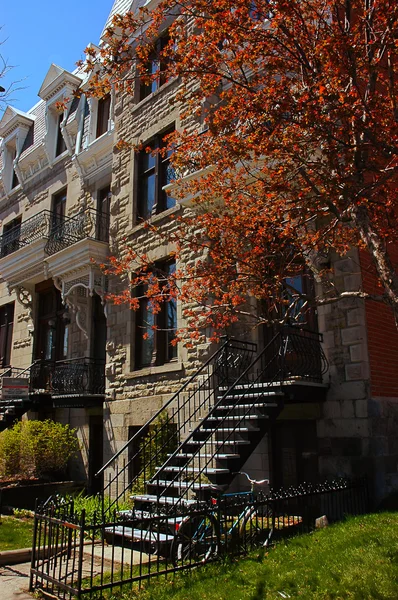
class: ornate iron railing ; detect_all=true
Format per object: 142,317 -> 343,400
261,326 -> 329,383
0,210 -> 52,258
44,208 -> 109,256
52,357 -> 105,396
29,360 -> 55,393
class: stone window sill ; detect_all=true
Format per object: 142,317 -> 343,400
125,360 -> 183,380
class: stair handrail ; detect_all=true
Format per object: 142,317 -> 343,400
151,331 -> 283,501
96,337 -> 252,478
153,327 -> 328,505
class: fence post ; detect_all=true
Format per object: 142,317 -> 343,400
75,508 -> 86,599
28,498 -> 39,593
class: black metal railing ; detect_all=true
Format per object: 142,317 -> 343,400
52,358 -> 105,396
98,338 -> 257,515
29,360 -> 55,393
97,331 -> 328,516
261,326 -> 328,384
0,210 -> 52,258
28,358 -> 105,396
45,208 -> 109,256
29,478 -> 369,600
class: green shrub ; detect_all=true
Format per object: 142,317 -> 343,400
131,412 -> 179,497
0,419 -> 79,480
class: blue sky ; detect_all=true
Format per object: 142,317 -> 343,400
1,1 -> 115,113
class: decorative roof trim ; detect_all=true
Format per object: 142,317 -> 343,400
38,64 -> 83,101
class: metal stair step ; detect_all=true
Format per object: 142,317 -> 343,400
218,392 -> 283,401
216,402 -> 278,410
200,427 -> 261,433
130,495 -> 198,506
206,415 -> 268,422
117,509 -> 185,525
219,382 -> 284,392
173,453 -> 240,459
147,480 -> 227,491
185,439 -> 251,446
105,525 -> 174,543
161,466 -> 230,475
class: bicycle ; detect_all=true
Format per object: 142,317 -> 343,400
171,472 -> 274,564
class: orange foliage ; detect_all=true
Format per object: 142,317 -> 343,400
85,0 -> 398,339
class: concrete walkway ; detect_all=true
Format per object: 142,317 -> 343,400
0,562 -> 33,600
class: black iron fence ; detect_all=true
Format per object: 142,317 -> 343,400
45,209 -> 109,256
0,210 -> 52,258
29,478 -> 369,600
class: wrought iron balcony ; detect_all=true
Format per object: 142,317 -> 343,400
0,210 -> 52,258
44,209 -> 109,256
29,360 -> 55,393
51,358 -> 105,397
259,326 -> 328,384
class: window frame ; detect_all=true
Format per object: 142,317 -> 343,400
0,302 -> 14,367
96,95 -> 111,139
139,33 -> 171,102
136,127 -> 175,221
55,112 -> 67,157
52,188 -> 67,231
134,259 -> 177,370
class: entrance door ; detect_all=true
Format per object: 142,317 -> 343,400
271,421 -> 318,489
92,294 -> 106,362
88,414 -> 103,494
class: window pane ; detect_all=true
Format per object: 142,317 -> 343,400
141,172 -> 156,219
142,150 -> 156,172
140,298 -> 155,367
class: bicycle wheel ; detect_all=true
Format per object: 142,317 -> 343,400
239,503 -> 273,551
171,513 -> 219,564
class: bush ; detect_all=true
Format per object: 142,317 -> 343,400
0,419 -> 79,480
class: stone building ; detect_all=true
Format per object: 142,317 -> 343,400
0,0 -> 397,505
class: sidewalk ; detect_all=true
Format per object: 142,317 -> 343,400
0,562 -> 33,600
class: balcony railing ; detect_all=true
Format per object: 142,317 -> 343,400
0,210 -> 52,258
51,358 -> 105,396
29,358 -> 105,397
44,209 -> 109,256
259,326 -> 328,383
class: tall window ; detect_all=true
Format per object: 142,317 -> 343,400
35,282 -> 67,362
55,113 -> 67,157
135,260 -> 177,369
137,128 -> 175,220
1,216 -> 22,257
139,34 -> 170,101
0,303 -> 14,367
96,95 -> 111,139
96,185 -> 111,242
11,149 -> 19,189
52,189 -> 67,231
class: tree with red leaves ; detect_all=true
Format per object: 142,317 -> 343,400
85,0 -> 398,342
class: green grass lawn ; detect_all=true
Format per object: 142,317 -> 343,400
0,516 -> 34,551
105,512 -> 398,600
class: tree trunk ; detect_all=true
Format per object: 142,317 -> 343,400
350,204 -> 398,328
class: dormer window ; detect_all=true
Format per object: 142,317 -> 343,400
96,95 -> 111,139
55,113 -> 67,157
0,106 -> 34,195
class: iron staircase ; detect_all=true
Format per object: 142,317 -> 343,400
99,328 -> 328,552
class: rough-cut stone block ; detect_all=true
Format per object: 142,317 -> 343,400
355,399 -> 368,418
341,400 -> 355,419
341,326 -> 363,345
349,344 -> 364,362
345,362 -> 369,381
